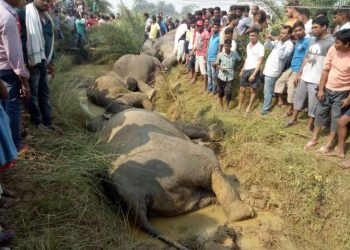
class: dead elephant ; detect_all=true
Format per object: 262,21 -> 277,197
96,109 -> 254,249
141,30 -> 177,70
87,74 -> 153,114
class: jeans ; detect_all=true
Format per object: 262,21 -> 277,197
0,70 -> 22,149
207,61 -> 217,94
28,64 -> 52,126
74,33 -> 83,48
262,76 -> 278,114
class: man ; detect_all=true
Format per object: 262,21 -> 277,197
333,8 -> 350,33
305,29 -> 350,154
286,17 -> 334,130
213,7 -> 221,20
18,0 -> 58,132
148,15 -> 160,39
0,0 -> 31,150
261,26 -> 294,115
53,9 -> 64,40
219,14 -> 240,51
297,8 -> 312,37
238,28 -> 264,113
206,8 -> 214,20
275,21 -> 310,120
190,19 -> 210,91
242,5 -> 250,18
74,13 -> 86,48
206,21 -> 220,96
236,5 -> 253,35
166,16 -> 175,31
86,14 -> 97,29
250,5 -> 259,21
285,2 -> 299,27
229,5 -> 237,16
64,11 -> 75,30
143,12 -> 151,41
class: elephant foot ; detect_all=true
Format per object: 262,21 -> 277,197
227,201 -> 255,222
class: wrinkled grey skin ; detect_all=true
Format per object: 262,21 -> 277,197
99,109 -> 254,249
87,74 -> 153,115
113,54 -> 163,86
141,30 -> 177,70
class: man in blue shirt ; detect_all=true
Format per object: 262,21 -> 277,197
274,21 -> 310,117
207,20 -> 220,96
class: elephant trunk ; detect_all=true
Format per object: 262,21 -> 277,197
211,170 -> 255,222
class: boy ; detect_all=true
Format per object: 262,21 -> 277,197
238,28 -> 264,113
305,29 -> 350,155
207,21 -> 220,96
215,39 -> 237,111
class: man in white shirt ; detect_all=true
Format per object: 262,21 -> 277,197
333,8 -> 350,33
298,8 -> 312,37
239,28 -> 265,113
261,26 -> 294,115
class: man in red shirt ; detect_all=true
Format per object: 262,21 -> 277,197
190,20 -> 210,91
86,14 -> 97,28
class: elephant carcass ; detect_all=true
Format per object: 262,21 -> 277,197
113,54 -> 162,99
99,109 -> 254,249
87,74 -> 153,113
141,30 -> 177,70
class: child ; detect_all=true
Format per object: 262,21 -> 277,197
215,39 -> 238,111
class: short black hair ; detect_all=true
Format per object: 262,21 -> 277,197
212,18 -> 221,24
334,28 -> 350,45
225,27 -> 234,34
214,6 -> 221,12
224,39 -> 232,46
212,21 -> 220,27
144,13 -> 149,18
221,11 -> 227,16
334,8 -> 350,19
298,8 -> 310,18
229,5 -> 237,11
208,8 -> 214,15
312,16 -> 329,28
151,15 -> 156,21
237,6 -> 245,12
293,20 -> 305,30
244,5 -> 250,13
282,25 -> 293,34
249,28 -> 261,34
315,9 -> 327,18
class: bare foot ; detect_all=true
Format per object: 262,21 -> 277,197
304,140 -> 318,150
316,146 -> 332,155
246,107 -> 251,113
325,151 -> 345,159
237,105 -> 242,112
338,160 -> 350,169
190,79 -> 196,84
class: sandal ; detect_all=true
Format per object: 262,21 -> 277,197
304,140 -> 318,150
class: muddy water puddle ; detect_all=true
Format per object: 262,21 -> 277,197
134,205 -> 298,249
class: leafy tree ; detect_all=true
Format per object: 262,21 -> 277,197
181,4 -> 198,15
85,0 -> 112,13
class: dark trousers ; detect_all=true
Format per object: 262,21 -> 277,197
28,64 -> 52,126
217,78 -> 233,102
0,70 -> 22,149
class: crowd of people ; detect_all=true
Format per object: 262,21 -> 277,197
146,4 -> 350,159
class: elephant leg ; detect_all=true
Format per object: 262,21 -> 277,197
211,170 -> 254,222
172,122 -> 210,140
138,81 -> 157,100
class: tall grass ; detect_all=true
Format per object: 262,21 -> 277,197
86,13 -> 144,64
0,59 -> 139,249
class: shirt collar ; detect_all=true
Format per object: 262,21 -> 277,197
223,51 -> 232,58
0,0 -> 17,16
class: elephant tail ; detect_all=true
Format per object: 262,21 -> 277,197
140,220 -> 190,250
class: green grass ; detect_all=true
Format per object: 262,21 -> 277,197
155,66 -> 350,249
0,60 -> 138,249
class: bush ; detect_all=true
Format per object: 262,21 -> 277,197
85,14 -> 144,64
